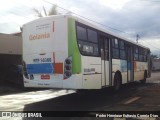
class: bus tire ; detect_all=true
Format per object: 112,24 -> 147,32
114,72 -> 122,91
141,71 -> 147,84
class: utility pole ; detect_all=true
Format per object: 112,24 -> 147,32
136,34 -> 140,43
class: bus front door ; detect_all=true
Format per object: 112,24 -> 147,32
100,36 -> 110,86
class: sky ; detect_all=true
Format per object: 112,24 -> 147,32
0,0 -> 160,55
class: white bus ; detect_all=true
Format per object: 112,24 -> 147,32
22,15 -> 151,90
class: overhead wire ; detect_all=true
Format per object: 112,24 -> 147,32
0,0 -> 155,38
140,39 -> 160,51
0,0 -> 159,47
43,0 -> 160,52
42,0 -> 134,37
42,0 -> 160,53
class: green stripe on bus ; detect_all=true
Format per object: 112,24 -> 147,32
68,18 -> 81,74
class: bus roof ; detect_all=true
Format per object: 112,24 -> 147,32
23,14 -> 150,50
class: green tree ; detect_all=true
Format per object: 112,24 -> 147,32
151,54 -> 158,58
48,5 -> 58,16
33,5 -> 58,17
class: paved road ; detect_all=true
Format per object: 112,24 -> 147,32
0,72 -> 160,120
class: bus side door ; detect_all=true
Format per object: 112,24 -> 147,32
126,45 -> 134,82
99,36 -> 111,86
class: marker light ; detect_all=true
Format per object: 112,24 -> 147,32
64,56 -> 72,80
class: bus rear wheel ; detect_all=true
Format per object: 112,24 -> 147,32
114,73 -> 122,91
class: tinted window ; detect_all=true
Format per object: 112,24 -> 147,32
112,38 -> 119,48
112,39 -> 115,47
134,53 -> 138,60
112,38 -> 119,59
144,56 -> 147,62
120,41 -> 125,49
134,46 -> 139,61
83,45 -> 93,53
78,41 -> 99,56
143,48 -> 147,62
119,40 -> 126,59
120,50 -> 126,59
88,29 -> 98,43
113,48 -> 119,58
144,49 -> 147,55
115,39 -> 119,48
139,47 -> 143,55
77,26 -> 87,40
76,22 -> 99,57
134,46 -> 138,54
139,55 -> 143,61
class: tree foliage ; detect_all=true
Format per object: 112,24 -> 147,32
33,8 -> 43,17
33,5 -> 58,17
48,5 -> 58,16
151,54 -> 158,58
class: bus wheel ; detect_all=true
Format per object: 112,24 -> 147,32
114,73 -> 122,91
141,71 -> 147,84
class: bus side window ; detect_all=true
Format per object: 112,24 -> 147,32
139,47 -> 143,61
76,24 -> 99,57
112,38 -> 119,59
119,40 -> 126,59
76,26 -> 87,41
78,40 -> 99,56
87,29 -> 98,43
83,45 -> 93,53
143,49 -> 147,62
134,46 -> 139,61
